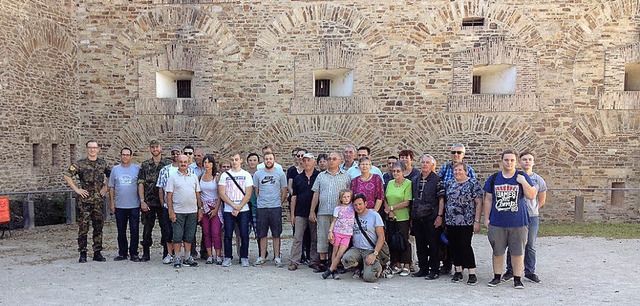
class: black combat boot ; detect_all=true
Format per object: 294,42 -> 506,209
93,251 -> 106,262
141,247 -> 151,262
79,251 -> 87,263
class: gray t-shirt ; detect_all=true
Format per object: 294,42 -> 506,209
527,172 -> 548,217
108,164 -> 141,209
352,209 -> 384,251
253,168 -> 287,209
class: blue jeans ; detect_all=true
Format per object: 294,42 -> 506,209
223,211 -> 250,259
506,216 -> 539,274
114,208 -> 140,257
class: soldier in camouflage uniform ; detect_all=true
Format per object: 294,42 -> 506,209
137,140 -> 171,261
63,140 -> 110,263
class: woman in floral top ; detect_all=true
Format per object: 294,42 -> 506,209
350,156 -> 384,211
444,162 -> 483,285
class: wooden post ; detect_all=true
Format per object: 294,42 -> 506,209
574,196 -> 584,223
24,199 -> 35,230
66,193 -> 76,225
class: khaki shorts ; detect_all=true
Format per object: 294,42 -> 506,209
487,225 -> 528,256
316,215 -> 332,253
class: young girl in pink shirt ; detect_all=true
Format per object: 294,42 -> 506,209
323,189 -> 355,279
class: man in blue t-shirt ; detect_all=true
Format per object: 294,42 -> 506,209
483,149 -> 536,289
108,147 -> 142,262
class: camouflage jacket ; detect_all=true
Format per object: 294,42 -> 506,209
64,158 -> 110,202
137,157 -> 171,207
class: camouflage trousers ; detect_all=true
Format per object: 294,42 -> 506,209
77,200 -> 104,253
140,206 -> 168,254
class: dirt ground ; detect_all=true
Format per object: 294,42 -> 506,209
0,221 -> 638,305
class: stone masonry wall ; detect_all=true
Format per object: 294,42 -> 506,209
1,0 -> 640,222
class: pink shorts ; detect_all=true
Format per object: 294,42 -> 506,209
333,232 -> 352,247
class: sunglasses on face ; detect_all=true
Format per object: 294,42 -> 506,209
296,154 -> 304,158
184,152 -> 194,155
451,151 -> 464,155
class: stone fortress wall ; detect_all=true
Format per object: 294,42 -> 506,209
1,0 -> 639,222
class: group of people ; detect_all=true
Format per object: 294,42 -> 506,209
63,140 -> 546,289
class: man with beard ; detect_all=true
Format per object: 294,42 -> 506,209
252,152 -> 288,267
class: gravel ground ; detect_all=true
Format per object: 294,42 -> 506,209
0,222 -> 638,305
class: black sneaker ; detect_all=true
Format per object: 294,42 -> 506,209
93,252 -> 106,262
451,272 -> 463,283
514,278 -> 525,289
439,266 -> 452,275
467,274 -> 478,286
114,255 -> 127,261
130,255 -> 141,262
425,272 -> 440,280
525,273 -> 541,283
412,270 -> 429,277
487,277 -> 501,287
502,271 -> 513,282
322,269 -> 333,279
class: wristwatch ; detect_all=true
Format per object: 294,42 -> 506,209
390,206 -> 394,211
373,251 -> 379,257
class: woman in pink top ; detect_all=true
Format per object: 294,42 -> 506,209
200,155 -> 222,265
350,156 -> 384,211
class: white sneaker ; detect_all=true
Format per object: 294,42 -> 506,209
162,254 -> 173,264
254,257 -> 265,266
241,258 -> 249,267
221,258 -> 232,267
274,257 -> 283,268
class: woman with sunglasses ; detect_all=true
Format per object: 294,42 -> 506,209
444,162 -> 483,285
384,161 -> 413,276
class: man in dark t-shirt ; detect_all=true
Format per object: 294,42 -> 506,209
288,153 -> 320,271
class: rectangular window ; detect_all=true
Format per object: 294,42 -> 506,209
462,17 -> 485,27
69,144 -> 77,164
315,79 -> 330,97
177,80 -> 192,98
472,75 -> 481,94
51,144 -> 60,167
33,144 -> 41,168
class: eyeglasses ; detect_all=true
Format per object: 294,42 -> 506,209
328,157 -> 339,161
450,151 -> 464,155
392,169 -> 402,173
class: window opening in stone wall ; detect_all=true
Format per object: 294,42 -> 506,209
69,144 -> 76,164
315,79 -> 330,97
624,62 -> 640,91
33,144 -> 41,168
462,17 -> 484,27
472,64 -> 516,94
313,69 -> 354,97
51,144 -> 59,167
472,76 -> 481,94
611,182 -> 625,207
156,70 -> 194,98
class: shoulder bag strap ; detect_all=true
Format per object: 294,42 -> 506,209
355,212 -> 376,249
225,171 -> 246,196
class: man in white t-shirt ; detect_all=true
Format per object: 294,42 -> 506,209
218,152 -> 254,267
166,155 -> 202,268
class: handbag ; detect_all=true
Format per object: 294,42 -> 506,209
387,225 -> 407,252
355,211 -> 390,264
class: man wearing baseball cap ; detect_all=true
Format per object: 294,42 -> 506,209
137,140 -> 172,261
288,152 -> 321,271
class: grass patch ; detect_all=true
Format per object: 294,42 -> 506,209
539,221 -> 640,239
